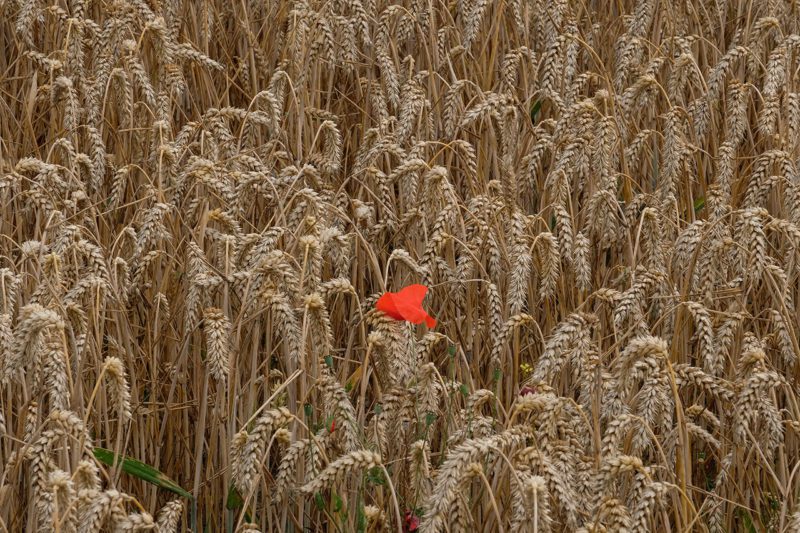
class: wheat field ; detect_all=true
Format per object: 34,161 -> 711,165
1,0 -> 800,531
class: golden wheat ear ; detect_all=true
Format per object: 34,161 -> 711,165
4,0 -> 800,528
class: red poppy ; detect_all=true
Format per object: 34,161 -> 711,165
404,510 -> 420,532
520,385 -> 537,396
376,284 -> 436,328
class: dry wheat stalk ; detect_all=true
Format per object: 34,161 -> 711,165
2,0 -> 800,530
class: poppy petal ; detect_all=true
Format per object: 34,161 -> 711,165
375,284 -> 436,327
395,299 -> 430,324
375,292 -> 403,320
394,285 -> 435,326
395,284 -> 428,307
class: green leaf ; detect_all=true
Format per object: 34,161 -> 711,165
304,403 -> 314,419
356,502 -> 367,533
766,493 -> 779,510
93,447 -> 192,499
333,493 -> 344,513
314,492 -> 326,510
224,485 -> 254,522
448,344 -> 456,357
324,355 -> 334,368
694,196 -> 705,213
530,100 -> 542,124
425,412 -> 437,427
737,509 -> 757,533
493,367 -> 502,382
366,466 -> 386,486
459,384 -> 469,397
226,485 -> 243,510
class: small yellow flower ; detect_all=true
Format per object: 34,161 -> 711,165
520,363 -> 533,378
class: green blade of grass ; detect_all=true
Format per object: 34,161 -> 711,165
694,196 -> 705,213
225,485 -> 253,522
530,100 -> 542,124
93,447 -> 193,500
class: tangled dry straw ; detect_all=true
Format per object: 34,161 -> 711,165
1,0 -> 800,531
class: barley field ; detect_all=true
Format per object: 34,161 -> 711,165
1,0 -> 800,531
